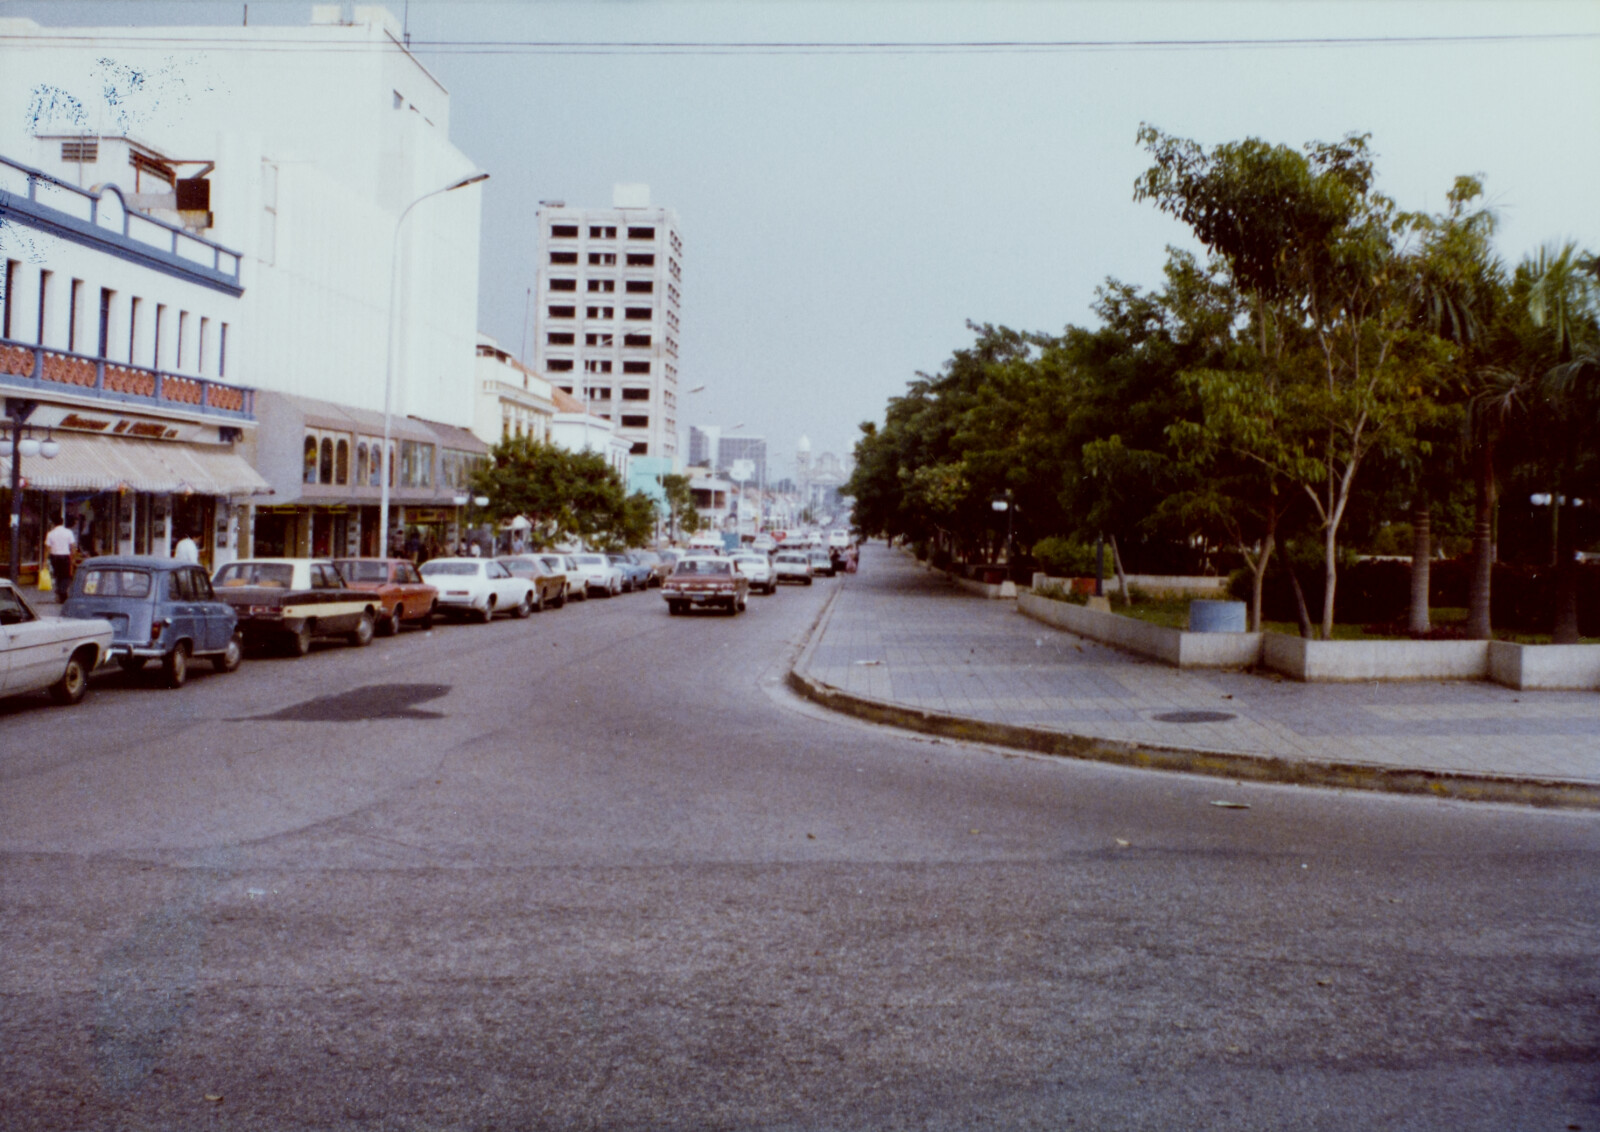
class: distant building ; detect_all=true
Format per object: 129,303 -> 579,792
548,387 -> 631,479
473,335 -> 554,447
533,185 -> 683,462
688,424 -> 719,468
718,434 -> 767,485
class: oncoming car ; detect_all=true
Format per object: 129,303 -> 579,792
662,555 -> 749,615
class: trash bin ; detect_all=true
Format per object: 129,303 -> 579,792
1188,599 -> 1246,633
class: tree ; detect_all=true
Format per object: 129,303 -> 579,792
659,472 -> 695,542
470,436 -> 636,547
1136,125 -> 1450,637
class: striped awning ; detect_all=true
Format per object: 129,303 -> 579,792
0,432 -> 270,496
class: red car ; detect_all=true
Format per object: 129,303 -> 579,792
332,558 -> 439,636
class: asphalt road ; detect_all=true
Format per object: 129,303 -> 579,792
1,571 -> 1597,1131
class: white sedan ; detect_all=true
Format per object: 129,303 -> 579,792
772,551 -> 814,586
729,553 -> 777,595
567,553 -> 623,598
418,558 -> 535,622
0,580 -> 111,705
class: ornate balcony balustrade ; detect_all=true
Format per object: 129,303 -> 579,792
0,337 -> 255,420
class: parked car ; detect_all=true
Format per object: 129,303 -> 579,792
809,549 -> 837,578
607,553 -> 652,593
0,579 -> 111,705
662,555 -> 750,615
212,558 -> 380,655
568,553 -> 623,597
497,555 -> 566,610
332,557 -> 438,636
418,557 -> 534,621
63,556 -> 241,687
772,551 -> 814,586
537,553 -> 582,602
752,534 -> 777,554
632,550 -> 669,587
729,552 -> 777,595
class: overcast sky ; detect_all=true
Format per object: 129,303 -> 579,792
5,1 -> 1598,480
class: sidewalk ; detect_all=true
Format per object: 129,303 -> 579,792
792,544 -> 1600,807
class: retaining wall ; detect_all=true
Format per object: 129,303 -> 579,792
1017,591 -> 1261,669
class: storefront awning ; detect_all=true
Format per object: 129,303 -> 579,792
0,433 -> 271,496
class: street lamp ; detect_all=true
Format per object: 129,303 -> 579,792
991,490 -> 1014,576
379,170 -> 490,559
4,400 -> 60,584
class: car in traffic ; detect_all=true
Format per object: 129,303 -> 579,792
332,557 -> 439,635
418,558 -> 535,621
497,555 -> 567,611
808,549 -> 837,578
662,555 -> 749,615
631,550 -> 670,587
772,551 -> 814,586
63,556 -> 242,687
568,553 -> 623,598
0,579 -> 112,705
729,552 -> 777,595
212,558 -> 380,655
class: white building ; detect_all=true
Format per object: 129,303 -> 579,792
0,5 -> 488,556
473,335 -> 554,448
548,388 -> 631,479
533,185 -> 683,462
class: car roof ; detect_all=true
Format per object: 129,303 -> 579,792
224,558 -> 328,566
77,555 -> 186,570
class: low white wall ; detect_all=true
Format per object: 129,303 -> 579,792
1031,573 -> 1229,597
1262,637 -> 1489,682
1489,641 -> 1600,690
1018,591 -> 1260,669
952,575 -> 1007,600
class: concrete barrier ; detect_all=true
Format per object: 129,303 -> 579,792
1489,641 -> 1600,690
1031,573 -> 1230,597
1258,636 -> 1488,682
1018,591 -> 1260,669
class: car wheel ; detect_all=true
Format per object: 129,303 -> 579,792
804,577 -> 813,586
553,586 -> 566,609
512,592 -> 532,619
287,622 -> 313,656
479,598 -> 496,623
49,652 -> 91,705
532,589 -> 544,614
163,642 -> 190,689
419,603 -> 435,630
381,604 -> 404,637
213,634 -> 243,674
349,611 -> 375,647
117,655 -> 148,673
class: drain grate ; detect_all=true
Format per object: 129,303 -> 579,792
1153,710 -> 1237,724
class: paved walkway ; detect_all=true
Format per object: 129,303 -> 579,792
796,544 -> 1600,796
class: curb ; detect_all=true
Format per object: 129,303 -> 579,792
787,582 -> 1600,812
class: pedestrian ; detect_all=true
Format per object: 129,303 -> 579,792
405,529 -> 422,563
44,519 -> 76,602
174,530 -> 200,563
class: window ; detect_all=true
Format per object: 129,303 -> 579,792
61,139 -> 98,163
168,569 -> 195,601
319,437 -> 334,484
2,259 -> 14,338
68,279 -> 82,352
622,361 -> 650,374
546,332 -> 574,345
621,387 -> 650,401
335,439 -> 349,485
547,305 -> 575,319
177,310 -> 188,370
303,435 -> 318,484
585,333 -> 614,347
36,270 -> 51,345
630,441 -> 649,455
626,253 -> 655,266
586,306 -> 614,319
219,323 -> 228,376
199,317 -> 210,375
549,279 -> 577,292
589,225 -> 617,239
588,386 -> 612,400
97,287 -> 112,358
550,251 -> 578,264
551,224 -> 579,238
547,359 -> 574,372
624,332 -> 651,348
625,280 -> 654,294
584,359 -> 612,374
622,415 -> 649,429
356,441 -> 369,485
628,226 -> 656,240
624,307 -> 653,321
399,440 -> 435,487
588,252 -> 616,266
587,279 -> 615,293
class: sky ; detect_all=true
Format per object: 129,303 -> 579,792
4,1 -> 1598,482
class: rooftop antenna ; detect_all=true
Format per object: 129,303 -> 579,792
403,0 -> 411,47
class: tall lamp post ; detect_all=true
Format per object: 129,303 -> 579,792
990,490 -> 1014,577
5,400 -> 60,584
379,170 -> 490,560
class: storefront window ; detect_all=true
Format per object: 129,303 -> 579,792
336,439 -> 350,485
356,441 -> 369,486
319,437 -> 333,484
400,441 -> 435,488
303,435 -> 318,484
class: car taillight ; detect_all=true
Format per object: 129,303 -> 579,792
150,618 -> 168,642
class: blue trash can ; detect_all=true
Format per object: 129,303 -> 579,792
1188,599 -> 1247,633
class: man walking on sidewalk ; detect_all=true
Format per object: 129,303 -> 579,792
44,520 -> 75,602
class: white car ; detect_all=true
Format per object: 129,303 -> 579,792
772,551 -> 814,586
0,580 -> 112,705
567,553 -> 623,598
730,553 -> 777,595
537,554 -> 582,602
419,558 -> 535,622
751,535 -> 776,553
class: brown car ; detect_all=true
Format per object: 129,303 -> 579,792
662,555 -> 750,616
496,556 -> 567,612
332,558 -> 439,636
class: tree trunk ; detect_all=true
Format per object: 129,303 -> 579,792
1466,443 -> 1495,640
1247,533 -> 1275,633
1286,549 -> 1315,640
1408,504 -> 1432,635
1109,535 -> 1130,608
1552,494 -> 1581,644
1320,524 -> 1338,640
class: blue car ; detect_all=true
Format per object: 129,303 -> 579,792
63,556 -> 242,688
606,553 -> 652,593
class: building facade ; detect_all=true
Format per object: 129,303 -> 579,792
473,335 -> 554,448
1,153 -> 267,577
533,185 -> 682,461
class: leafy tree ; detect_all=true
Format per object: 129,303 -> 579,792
658,472 -> 696,542
470,436 -> 638,547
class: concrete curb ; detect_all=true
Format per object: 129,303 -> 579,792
788,583 -> 1600,811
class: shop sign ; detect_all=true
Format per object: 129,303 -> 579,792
31,404 -> 218,444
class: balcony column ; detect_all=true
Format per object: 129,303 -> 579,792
39,273 -> 67,350
103,290 -> 126,363
6,265 -> 42,347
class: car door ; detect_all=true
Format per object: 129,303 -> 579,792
164,567 -> 202,654
394,562 -> 430,617
0,586 -> 80,695
191,567 -> 234,651
484,560 -> 515,606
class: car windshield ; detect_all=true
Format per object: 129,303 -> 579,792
77,567 -> 153,597
675,559 -> 732,576
421,562 -> 479,577
335,561 -> 390,583
215,562 -> 294,588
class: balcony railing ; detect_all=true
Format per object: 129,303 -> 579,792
0,337 -> 254,419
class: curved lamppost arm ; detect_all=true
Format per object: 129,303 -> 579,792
378,171 -> 489,560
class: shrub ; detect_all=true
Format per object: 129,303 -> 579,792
1032,537 -> 1105,578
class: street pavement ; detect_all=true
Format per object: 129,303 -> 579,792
1,560 -> 1598,1130
799,545 -> 1600,794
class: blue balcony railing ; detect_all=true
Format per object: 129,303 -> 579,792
0,337 -> 255,420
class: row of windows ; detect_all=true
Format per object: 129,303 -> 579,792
665,309 -> 680,333
584,386 -> 653,401
666,283 -> 681,307
550,251 -> 657,268
664,335 -> 678,359
301,431 -> 480,490
669,257 -> 682,282
546,305 -> 655,322
669,231 -> 683,255
549,224 -> 656,240
575,358 -> 653,375
549,278 -> 656,295
0,260 -> 228,377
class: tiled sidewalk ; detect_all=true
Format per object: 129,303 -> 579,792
799,545 -> 1600,787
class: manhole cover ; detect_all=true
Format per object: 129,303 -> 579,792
1153,710 -> 1237,724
